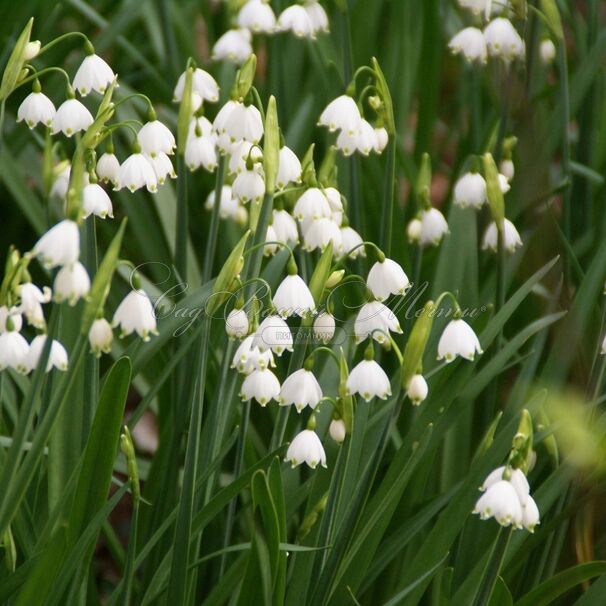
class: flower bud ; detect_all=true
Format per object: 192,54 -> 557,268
329,418 -> 346,443
23,40 -> 41,61
406,374 -> 428,405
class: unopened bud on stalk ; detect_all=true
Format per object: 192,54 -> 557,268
120,426 -> 140,502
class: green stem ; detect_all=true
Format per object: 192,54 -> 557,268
472,527 -> 512,606
175,154 -> 188,284
38,31 -> 91,56
380,136 -> 397,256
202,155 -> 226,283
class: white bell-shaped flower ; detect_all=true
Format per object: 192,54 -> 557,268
115,153 -> 158,193
374,127 -> 389,153
272,209 -> 299,245
453,172 -> 487,209
406,218 -> 423,242
458,0 -> 509,15
173,68 -> 219,104
318,94 -> 362,134
500,159 -> 515,181
499,173 -> 510,193
23,40 -> 41,61
285,429 -> 327,469
329,419 -> 346,443
50,164 -> 72,200
448,27 -> 487,63
96,153 -> 121,185
17,91 -> 56,128
83,183 -> 114,219
185,132 -> 217,172
137,120 -> 176,157
313,312 -> 336,344
324,187 -> 343,225
205,186 -> 240,220
0,306 -> 22,333
367,258 -> 410,301
0,330 -> 29,373
336,119 -> 377,156
346,359 -> 392,402
240,367 -> 281,406
264,225 -> 279,257
53,261 -> 91,305
279,368 -> 322,412
354,301 -> 402,344
232,167 -> 266,203
146,152 -> 176,185
17,283 -> 51,328
278,5 -> 315,39
228,140 -> 263,175
522,495 -> 540,532
437,318 -> 483,362
212,29 -> 253,64
484,18 -> 525,61
304,0 -> 329,34
480,466 -> 530,506
276,145 -> 302,189
473,480 -> 523,528
226,308 -> 249,339
482,218 -> 522,253
52,98 -> 94,137
223,102 -> 264,144
406,374 -> 428,405
112,289 -> 158,341
33,219 -> 80,269
303,218 -> 342,253
540,39 -> 556,64
89,318 -> 113,356
273,273 -> 315,318
25,335 -> 69,373
232,335 -> 275,374
294,187 -> 331,222
253,314 -> 293,355
238,0 -> 276,33
73,54 -> 115,95
340,226 -> 365,259
419,208 -> 449,246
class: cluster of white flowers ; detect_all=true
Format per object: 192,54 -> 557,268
473,465 -> 540,532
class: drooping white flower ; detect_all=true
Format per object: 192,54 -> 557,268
115,153 -> 158,193
346,359 -> 392,402
480,466 -> 530,506
52,99 -> 94,137
238,0 -> 277,33
83,183 -> 114,219
313,312 -> 336,344
500,159 -> 515,181
226,308 -> 249,339
453,172 -> 487,209
374,127 -> 389,153
32,220 -> 80,269
318,94 -> 362,134
112,289 -> 158,341
173,68 -> 219,104
137,120 -> 176,157
253,315 -> 293,355
232,167 -> 265,203
279,368 -> 322,412
50,164 -> 72,199
340,226 -> 365,259
285,429 -> 327,469
304,0 -> 329,34
146,152 -> 176,185
232,335 -> 275,374
0,330 -> 29,373
482,218 -> 522,253
188,115 -> 214,140
73,54 -> 115,96
406,218 -> 423,242
276,145 -> 302,189
437,318 -> 483,362
329,419 -> 346,443
407,374 -> 428,405
303,217 -> 342,253
294,187 -> 331,222
324,187 -> 343,225
89,318 -> 113,356
540,39 -> 556,64
273,274 -> 315,318
264,225 -> 279,257
205,186 -> 240,220
17,91 -> 56,128
212,29 -> 253,64
53,261 -> 91,305
25,335 -> 69,373
473,480 -> 523,528
458,0 -> 509,15
336,119 -> 377,156
17,283 -> 51,328
96,153 -> 121,185
272,209 -> 299,245
240,367 -> 281,406
278,5 -> 315,39
23,40 -> 41,61
0,306 -> 22,333
522,495 -> 540,532
354,301 -> 402,344
185,131 -> 217,172
419,208 -> 449,246
484,18 -> 525,61
448,27 -> 487,63
367,258 -> 410,301
228,140 -> 263,175
224,102 -> 264,144
499,173 -> 510,193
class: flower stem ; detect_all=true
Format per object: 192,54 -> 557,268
202,155 -> 226,284
380,136 -> 397,256
472,527 -> 512,606
175,154 -> 188,285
